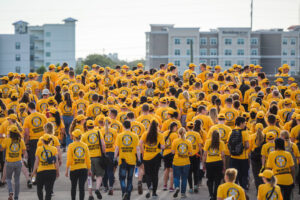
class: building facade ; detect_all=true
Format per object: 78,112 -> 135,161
0,18 -> 76,74
146,24 -> 300,75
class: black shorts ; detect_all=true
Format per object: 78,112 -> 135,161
163,153 -> 174,169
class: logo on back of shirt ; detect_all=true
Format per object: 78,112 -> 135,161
275,155 -> 287,168
77,103 -> 86,110
225,112 -> 234,121
74,146 -> 85,158
40,103 -> 48,111
31,116 -> 42,127
41,150 -> 53,162
177,143 -> 188,155
111,123 -> 120,131
218,128 -> 226,139
72,85 -> 79,93
87,133 -> 98,144
227,188 -> 240,199
186,135 -> 196,144
265,190 -> 278,200
141,119 -> 151,130
92,106 -> 101,116
208,146 -> 219,156
162,110 -> 168,121
10,142 -> 20,152
267,146 -> 275,154
131,125 -> 141,136
104,132 -> 113,143
122,134 -> 133,146
157,79 -> 165,88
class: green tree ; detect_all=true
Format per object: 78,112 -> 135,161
83,54 -> 115,67
36,65 -> 46,74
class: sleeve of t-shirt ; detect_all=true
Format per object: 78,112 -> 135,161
219,141 -> 225,152
159,134 -> 165,146
240,188 -> 246,200
171,140 -> 177,151
266,153 -> 273,168
203,140 -> 209,151
23,117 -> 29,129
35,147 -> 40,157
1,138 -> 7,149
216,185 -> 224,198
21,140 -> 26,151
288,152 -> 295,167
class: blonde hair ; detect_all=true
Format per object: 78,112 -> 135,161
225,168 -> 237,182
280,130 -> 290,147
182,91 -> 190,100
209,108 -> 218,124
255,128 -> 264,147
44,122 -> 55,135
178,127 -> 186,140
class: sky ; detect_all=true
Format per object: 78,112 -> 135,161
0,0 -> 298,61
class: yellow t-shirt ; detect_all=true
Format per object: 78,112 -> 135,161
100,128 -> 117,153
86,103 -> 102,119
203,139 -> 225,163
261,143 -> 275,164
217,182 -> 246,200
2,138 -> 26,162
207,124 -> 232,156
257,183 -> 283,200
219,108 -> 239,128
81,129 -> 103,158
23,112 -> 48,140
130,121 -> 145,139
66,141 -> 91,171
266,150 -> 295,185
186,131 -> 203,155
115,130 -> 139,165
227,128 -> 249,159
290,125 -> 300,143
162,131 -> 178,156
192,115 -> 214,132
171,138 -> 192,166
110,119 -> 123,133
263,126 -> 281,138
58,102 -> 74,116
141,132 -> 165,160
35,145 -> 58,172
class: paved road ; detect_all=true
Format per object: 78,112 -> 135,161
0,152 -> 298,200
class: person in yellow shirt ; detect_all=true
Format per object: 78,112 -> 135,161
86,94 -> 102,119
36,89 -> 50,113
140,121 -> 165,198
171,127 -> 192,199
203,130 -> 225,200
227,117 -> 249,189
23,102 -> 47,174
162,122 -> 178,192
65,130 -> 91,200
0,126 -> 26,200
217,168 -> 246,200
109,109 -> 123,133
263,114 -> 281,138
266,138 -> 295,200
192,105 -> 214,132
261,132 -> 275,167
257,170 -> 283,200
219,97 -> 239,128
47,107 -> 65,141
114,120 -> 141,200
179,91 -> 191,127
290,114 -> 300,143
81,120 -> 106,200
32,134 -> 59,200
126,112 -> 145,139
186,122 -> 203,193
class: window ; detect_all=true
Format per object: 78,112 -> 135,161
291,38 -> 296,45
30,43 -> 34,50
199,59 -> 207,64
282,38 -> 287,45
210,49 -> 217,56
251,49 -> 258,56
282,49 -> 288,56
225,38 -> 232,45
225,60 -> 232,67
290,60 -> 295,66
237,38 -> 244,45
46,52 -> 51,57
210,60 -> 217,66
187,38 -> 194,45
200,48 -> 207,56
251,38 -> 258,45
186,49 -> 190,55
174,60 -> 180,66
15,66 -> 20,73
200,38 -> 207,45
46,32 -> 51,37
46,62 -> 51,67
225,49 -> 232,56
237,60 -> 244,66
210,38 -> 217,45
46,42 -> 51,47
15,42 -> 21,49
237,49 -> 244,55
15,54 -> 20,61
30,55 -> 34,61
282,60 -> 288,64
174,49 -> 180,56
291,49 -> 296,56
250,59 -> 258,65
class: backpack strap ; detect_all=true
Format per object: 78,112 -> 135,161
42,145 -> 49,160
266,187 -> 275,200
97,131 -> 104,157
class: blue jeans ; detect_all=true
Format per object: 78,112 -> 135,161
103,152 -> 114,188
119,161 -> 135,198
173,165 -> 190,194
62,115 -> 74,147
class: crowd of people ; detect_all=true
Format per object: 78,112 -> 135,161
0,62 -> 299,200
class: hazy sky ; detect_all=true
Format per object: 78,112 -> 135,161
0,0 -> 298,61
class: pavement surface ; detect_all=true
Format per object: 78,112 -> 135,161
0,152 -> 298,200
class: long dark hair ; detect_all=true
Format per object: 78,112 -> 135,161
19,93 -> 30,104
193,119 -> 204,139
52,111 -> 61,127
168,122 -> 177,134
256,118 -> 267,128
46,76 -> 51,90
64,93 -> 72,108
146,121 -> 158,145
55,86 -> 62,104
210,130 -> 220,150
10,131 -> 21,143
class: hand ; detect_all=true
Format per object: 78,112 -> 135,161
202,164 -> 206,172
56,170 -> 60,178
65,171 -> 68,177
113,158 -> 118,167
222,167 -> 226,174
88,169 -> 92,176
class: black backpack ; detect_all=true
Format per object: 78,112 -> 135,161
250,139 -> 265,162
228,129 -> 244,156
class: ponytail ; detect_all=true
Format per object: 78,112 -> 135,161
255,128 -> 264,147
46,76 -> 51,90
178,127 -> 186,140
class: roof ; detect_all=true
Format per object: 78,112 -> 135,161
63,18 -> 77,23
13,20 -> 29,25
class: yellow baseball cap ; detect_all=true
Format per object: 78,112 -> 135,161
90,83 -> 96,89
9,125 -> 19,133
215,65 -> 221,70
8,114 -> 17,120
275,78 -> 284,83
189,63 -> 196,68
284,99 -> 292,105
297,114 -> 300,120
255,123 -> 263,130
49,107 -> 57,114
64,67 -> 70,72
72,130 -> 82,138
1,76 -> 9,81
48,64 -> 56,70
266,132 -> 275,140
257,111 -> 264,119
254,65 -> 262,69
137,63 -> 144,68
86,120 -> 94,127
259,170 -> 273,179
8,72 -> 14,77
288,77 -> 295,82
218,114 -> 226,119
76,115 -> 85,121
187,122 -> 194,127
76,75 -> 82,80
42,134 -> 52,142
